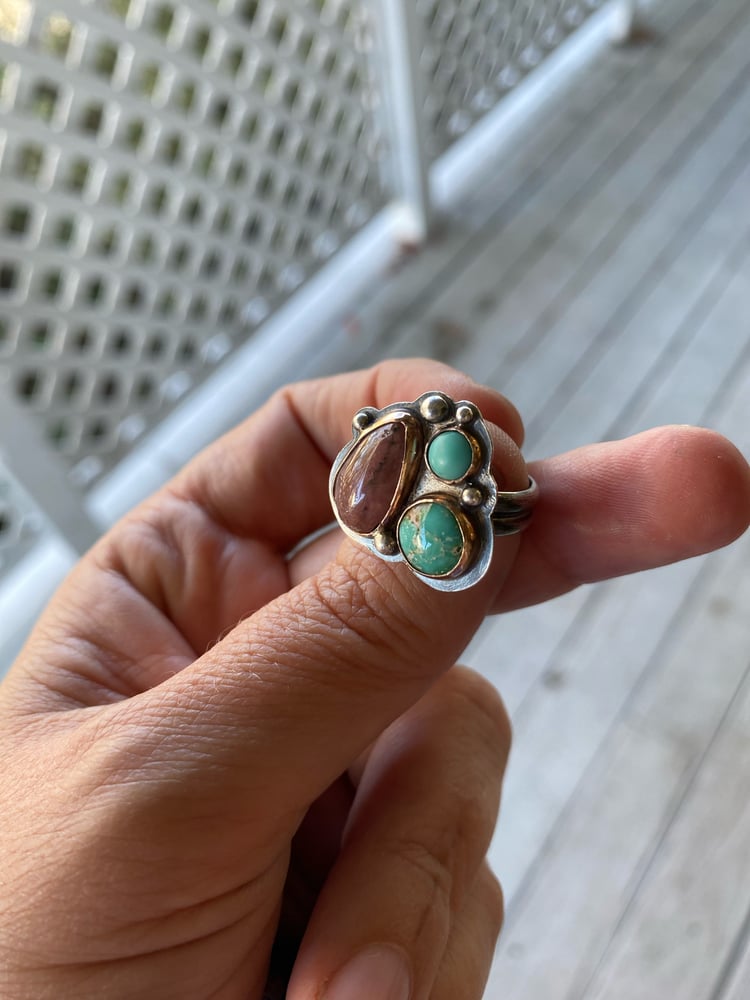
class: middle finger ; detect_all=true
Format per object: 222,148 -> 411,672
286,665 -> 511,999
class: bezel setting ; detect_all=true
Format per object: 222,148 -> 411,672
329,391 -> 498,592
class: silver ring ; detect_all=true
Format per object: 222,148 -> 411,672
329,391 -> 538,592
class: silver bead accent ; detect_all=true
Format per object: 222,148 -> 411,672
374,530 -> 398,556
461,486 -> 484,508
353,408 -> 376,432
420,393 -> 451,423
456,404 -> 475,425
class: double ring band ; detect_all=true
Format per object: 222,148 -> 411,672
329,391 -> 538,592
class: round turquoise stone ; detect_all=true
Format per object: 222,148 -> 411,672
398,501 -> 464,577
427,430 -> 473,481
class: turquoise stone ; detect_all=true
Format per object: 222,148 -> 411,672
398,501 -> 464,577
427,430 -> 473,481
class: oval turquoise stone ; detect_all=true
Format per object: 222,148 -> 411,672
398,501 -> 464,577
427,430 -> 473,481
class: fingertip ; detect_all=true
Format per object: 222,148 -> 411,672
535,423 -> 750,560
501,424 -> 750,610
659,425 -> 750,551
483,388 -> 525,449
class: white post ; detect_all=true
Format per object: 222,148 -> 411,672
373,0 -> 433,239
610,0 -> 644,45
0,390 -> 99,554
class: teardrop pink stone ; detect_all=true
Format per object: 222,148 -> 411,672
334,422 -> 406,534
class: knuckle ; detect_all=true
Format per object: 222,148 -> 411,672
397,832 -> 455,915
303,559 -> 390,648
393,813 -> 492,920
446,667 -> 512,761
480,866 -> 506,936
456,772 -> 496,829
99,492 -> 223,618
299,554 -> 443,685
444,785 -> 501,908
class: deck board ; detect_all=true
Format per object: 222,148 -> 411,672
483,22 -> 750,450
533,179 -> 750,458
377,0 -> 730,365
368,0 -> 750,995
462,0 -> 750,984
440,0 -> 750,391
582,662 -> 750,1000
483,720 -> 690,1000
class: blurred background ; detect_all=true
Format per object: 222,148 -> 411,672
2,0 -> 750,997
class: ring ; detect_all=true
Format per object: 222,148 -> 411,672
329,391 -> 538,592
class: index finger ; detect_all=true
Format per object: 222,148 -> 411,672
4,360 -> 524,714
99,361 -> 528,805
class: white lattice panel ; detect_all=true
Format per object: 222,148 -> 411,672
0,0 -> 387,485
419,0 -> 604,155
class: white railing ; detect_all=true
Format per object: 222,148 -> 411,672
0,0 -> 631,653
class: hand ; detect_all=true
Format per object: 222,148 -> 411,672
1,360 -> 748,1000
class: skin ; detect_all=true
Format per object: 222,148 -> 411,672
0,358 -> 748,1000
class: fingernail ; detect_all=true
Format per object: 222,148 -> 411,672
323,945 -> 412,1000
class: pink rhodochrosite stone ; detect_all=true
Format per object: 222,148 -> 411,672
335,422 -> 406,534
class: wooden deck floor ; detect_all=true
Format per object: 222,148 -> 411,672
367,0 -> 750,995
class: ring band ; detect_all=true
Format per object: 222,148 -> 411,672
492,477 -> 539,536
329,391 -> 538,591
